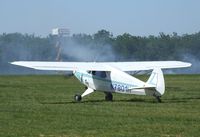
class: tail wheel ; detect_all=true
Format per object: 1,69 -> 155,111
105,92 -> 113,101
156,96 -> 162,103
153,93 -> 162,103
74,94 -> 82,102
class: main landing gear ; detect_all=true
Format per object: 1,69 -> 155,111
74,88 -> 94,102
74,92 -> 113,102
105,92 -> 113,101
74,94 -> 82,102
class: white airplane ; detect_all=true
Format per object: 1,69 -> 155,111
11,61 -> 191,102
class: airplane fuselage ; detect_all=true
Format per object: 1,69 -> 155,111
74,70 -> 147,95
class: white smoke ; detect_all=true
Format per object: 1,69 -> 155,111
60,39 -> 117,62
181,54 -> 200,74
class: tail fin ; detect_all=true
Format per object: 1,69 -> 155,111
146,68 -> 165,96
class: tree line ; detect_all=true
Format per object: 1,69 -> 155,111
0,30 -> 199,74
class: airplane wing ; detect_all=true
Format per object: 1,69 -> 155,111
11,61 -> 191,72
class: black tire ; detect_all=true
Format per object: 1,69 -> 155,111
153,93 -> 162,103
74,94 -> 82,102
105,92 -> 113,101
156,96 -> 162,103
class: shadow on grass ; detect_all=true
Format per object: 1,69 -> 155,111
163,96 -> 200,103
39,99 -> 106,105
116,98 -> 154,103
39,96 -> 200,105
167,86 -> 182,91
39,98 -> 159,104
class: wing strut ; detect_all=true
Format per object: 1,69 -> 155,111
81,87 -> 94,97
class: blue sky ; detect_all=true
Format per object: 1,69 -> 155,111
0,0 -> 200,36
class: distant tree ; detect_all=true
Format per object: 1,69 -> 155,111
93,29 -> 113,45
1,30 -> 200,74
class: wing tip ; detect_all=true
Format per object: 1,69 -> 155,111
10,61 -> 22,66
182,62 -> 192,67
10,61 -> 18,65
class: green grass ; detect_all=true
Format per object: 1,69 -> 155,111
0,75 -> 200,137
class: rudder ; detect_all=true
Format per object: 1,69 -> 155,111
146,68 -> 165,96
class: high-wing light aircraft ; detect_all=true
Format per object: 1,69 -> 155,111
11,61 -> 191,102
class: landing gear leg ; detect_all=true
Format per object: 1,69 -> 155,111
105,92 -> 113,101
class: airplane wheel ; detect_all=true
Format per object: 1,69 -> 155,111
156,96 -> 162,103
105,93 -> 113,101
153,93 -> 162,103
74,94 -> 82,102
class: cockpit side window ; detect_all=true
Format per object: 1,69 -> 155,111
88,71 -> 107,78
94,71 -> 107,78
99,71 -> 107,78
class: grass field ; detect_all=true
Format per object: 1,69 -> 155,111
0,75 -> 199,137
